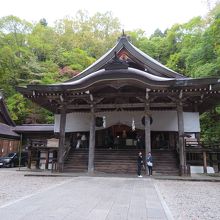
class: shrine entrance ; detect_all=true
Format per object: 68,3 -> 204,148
96,124 -> 145,149
96,125 -> 177,150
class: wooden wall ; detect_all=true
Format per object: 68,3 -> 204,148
0,138 -> 20,157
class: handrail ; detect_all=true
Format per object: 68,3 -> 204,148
185,139 -> 220,149
63,145 -> 71,160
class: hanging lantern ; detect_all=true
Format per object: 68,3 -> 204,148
132,118 -> 135,131
95,117 -> 103,127
141,116 -> 153,125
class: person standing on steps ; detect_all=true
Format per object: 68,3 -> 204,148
76,133 -> 81,149
81,133 -> 87,148
137,152 -> 144,177
146,152 -> 153,176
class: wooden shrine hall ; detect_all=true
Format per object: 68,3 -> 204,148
17,35 -> 220,176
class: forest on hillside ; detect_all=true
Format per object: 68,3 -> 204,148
0,4 -> 220,142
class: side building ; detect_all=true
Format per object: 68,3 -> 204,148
0,92 -> 20,156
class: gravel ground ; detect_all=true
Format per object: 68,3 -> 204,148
1,169 -> 220,220
0,168 -> 71,207
155,180 -> 220,220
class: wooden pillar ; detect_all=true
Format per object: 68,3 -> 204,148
36,149 -> 40,169
203,151 -> 207,174
58,106 -> 67,172
177,102 -> 186,176
45,151 -> 49,170
27,139 -> 32,169
145,101 -> 151,159
27,148 -> 31,169
88,105 -> 96,174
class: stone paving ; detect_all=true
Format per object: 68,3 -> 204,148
0,175 -> 171,220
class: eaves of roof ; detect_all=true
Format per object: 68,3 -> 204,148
14,124 -> 54,133
17,68 -> 220,94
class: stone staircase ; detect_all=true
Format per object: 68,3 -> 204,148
64,148 -> 180,175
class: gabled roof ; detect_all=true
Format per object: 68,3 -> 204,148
0,123 -> 19,139
66,35 -> 186,83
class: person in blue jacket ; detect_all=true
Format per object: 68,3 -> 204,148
146,152 -> 153,176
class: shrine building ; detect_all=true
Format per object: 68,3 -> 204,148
17,35 -> 220,175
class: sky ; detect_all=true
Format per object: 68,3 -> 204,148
0,0 -> 217,36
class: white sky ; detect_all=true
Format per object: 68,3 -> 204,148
0,0 -> 217,35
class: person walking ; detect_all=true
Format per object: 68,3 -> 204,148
146,152 -> 153,176
137,152 -> 144,177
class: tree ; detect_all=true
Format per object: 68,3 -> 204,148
54,11 -> 122,58
0,16 -> 32,96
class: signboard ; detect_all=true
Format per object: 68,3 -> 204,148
47,138 -> 59,148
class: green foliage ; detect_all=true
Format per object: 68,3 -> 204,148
57,48 -> 95,70
40,72 -> 69,84
6,93 -> 29,124
194,62 -> 220,77
200,109 -> 220,143
0,13 -> 121,124
54,10 -> 121,58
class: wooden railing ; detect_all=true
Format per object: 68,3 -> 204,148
185,139 -> 220,173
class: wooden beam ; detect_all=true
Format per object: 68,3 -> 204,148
177,102 -> 186,176
63,102 -> 178,110
26,89 -> 220,114
95,92 -> 145,98
88,104 -> 96,174
58,106 -> 67,172
42,91 -> 214,101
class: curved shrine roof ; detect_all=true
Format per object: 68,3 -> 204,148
17,35 -> 220,93
66,35 -> 186,83
20,67 -> 220,92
